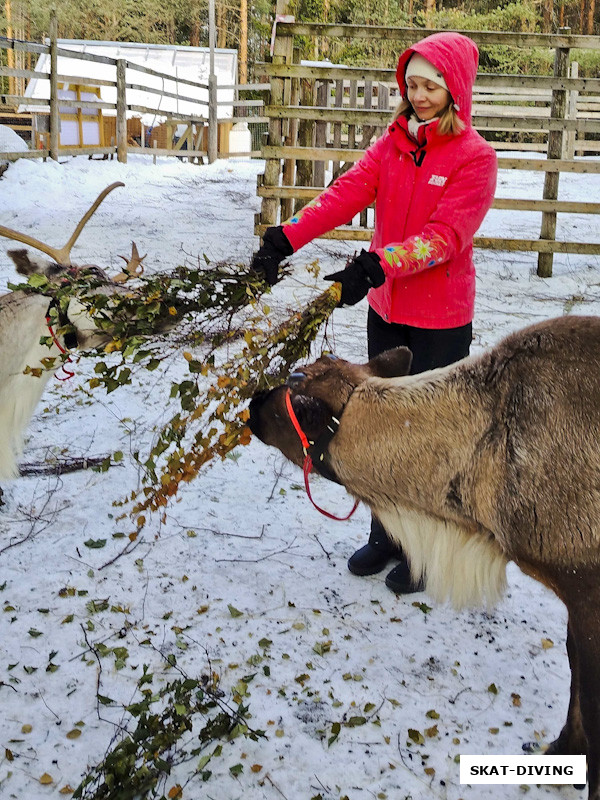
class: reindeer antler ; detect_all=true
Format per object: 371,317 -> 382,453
0,182 -> 125,266
113,242 -> 146,282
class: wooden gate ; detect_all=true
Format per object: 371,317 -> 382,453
257,18 -> 600,276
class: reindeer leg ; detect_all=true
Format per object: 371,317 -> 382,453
568,607 -> 600,799
545,620 -> 587,756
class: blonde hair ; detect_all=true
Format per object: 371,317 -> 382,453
393,98 -> 465,136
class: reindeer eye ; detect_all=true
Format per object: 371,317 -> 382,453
286,371 -> 306,388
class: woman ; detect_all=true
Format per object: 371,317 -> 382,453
252,31 -> 498,593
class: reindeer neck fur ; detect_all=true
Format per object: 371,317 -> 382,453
327,360 -> 509,609
0,293 -> 65,479
329,361 -> 492,515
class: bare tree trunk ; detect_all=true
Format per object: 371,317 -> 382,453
580,0 -> 587,33
586,0 -> 595,33
217,0 -> 227,49
5,0 -> 15,98
190,19 -> 201,47
424,0 -> 435,26
543,0 -> 552,31
239,0 -> 248,83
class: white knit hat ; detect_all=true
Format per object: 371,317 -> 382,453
405,53 -> 448,91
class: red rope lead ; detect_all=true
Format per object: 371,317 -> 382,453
45,314 -> 75,381
285,389 -> 359,521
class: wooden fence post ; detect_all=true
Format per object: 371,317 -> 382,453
49,9 -> 59,161
537,28 -> 570,278
281,71 -> 299,221
314,79 -> 330,187
295,76 -> 315,213
258,0 -> 294,230
565,61 -> 579,159
359,81 -> 373,229
116,59 -> 127,164
208,0 -> 218,163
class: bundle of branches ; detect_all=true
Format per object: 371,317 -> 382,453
125,283 -> 341,523
12,260 -> 340,527
74,665 -> 264,800
11,259 -> 292,393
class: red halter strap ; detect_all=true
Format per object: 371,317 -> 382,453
45,313 -> 75,381
284,389 -> 359,521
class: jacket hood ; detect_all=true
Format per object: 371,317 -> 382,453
396,32 -> 479,126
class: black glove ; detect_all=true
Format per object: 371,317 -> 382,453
251,226 -> 294,285
324,250 -> 385,306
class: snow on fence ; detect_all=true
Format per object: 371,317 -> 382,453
257,17 -> 600,277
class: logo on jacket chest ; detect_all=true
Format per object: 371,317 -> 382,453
428,174 -> 448,187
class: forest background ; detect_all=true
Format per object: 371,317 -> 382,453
1,0 -> 599,89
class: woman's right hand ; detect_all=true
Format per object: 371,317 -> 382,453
250,226 -> 293,285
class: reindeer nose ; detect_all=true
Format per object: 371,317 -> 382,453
286,371 -> 306,389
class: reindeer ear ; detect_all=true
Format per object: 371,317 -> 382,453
7,248 -> 37,275
367,346 -> 412,378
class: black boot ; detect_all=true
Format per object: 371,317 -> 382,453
347,517 -> 397,576
385,558 -> 425,594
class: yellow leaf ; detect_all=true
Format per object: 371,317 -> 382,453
168,785 -> 183,798
541,638 -> 554,649
66,729 -> 82,739
21,724 -> 32,734
59,786 -> 75,794
168,306 -> 177,316
103,340 -> 122,353
183,351 -> 193,361
40,773 -> 54,785
251,764 -> 263,773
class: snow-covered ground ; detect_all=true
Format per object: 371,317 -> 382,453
1,152 -> 599,800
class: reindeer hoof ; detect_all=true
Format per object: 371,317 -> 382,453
522,741 -> 545,754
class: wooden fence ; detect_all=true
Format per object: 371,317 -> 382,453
256,19 -> 600,276
0,29 -> 269,164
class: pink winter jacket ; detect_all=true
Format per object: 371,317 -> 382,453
282,32 -> 498,329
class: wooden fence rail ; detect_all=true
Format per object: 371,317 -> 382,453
0,32 -> 269,163
257,18 -> 600,276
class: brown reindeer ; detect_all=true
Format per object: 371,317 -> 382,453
249,314 -> 600,799
0,183 -> 157,480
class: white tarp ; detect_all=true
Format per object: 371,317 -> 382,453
19,40 -> 237,126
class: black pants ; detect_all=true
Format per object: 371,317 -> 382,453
366,307 -> 472,552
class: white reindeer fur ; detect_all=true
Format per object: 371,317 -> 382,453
376,505 -> 508,609
0,293 -> 66,479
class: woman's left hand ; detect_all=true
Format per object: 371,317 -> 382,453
324,250 -> 385,306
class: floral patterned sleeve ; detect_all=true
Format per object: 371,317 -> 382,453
375,230 -> 452,277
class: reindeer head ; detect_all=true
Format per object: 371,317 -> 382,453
0,183 -> 153,350
249,347 -> 412,471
